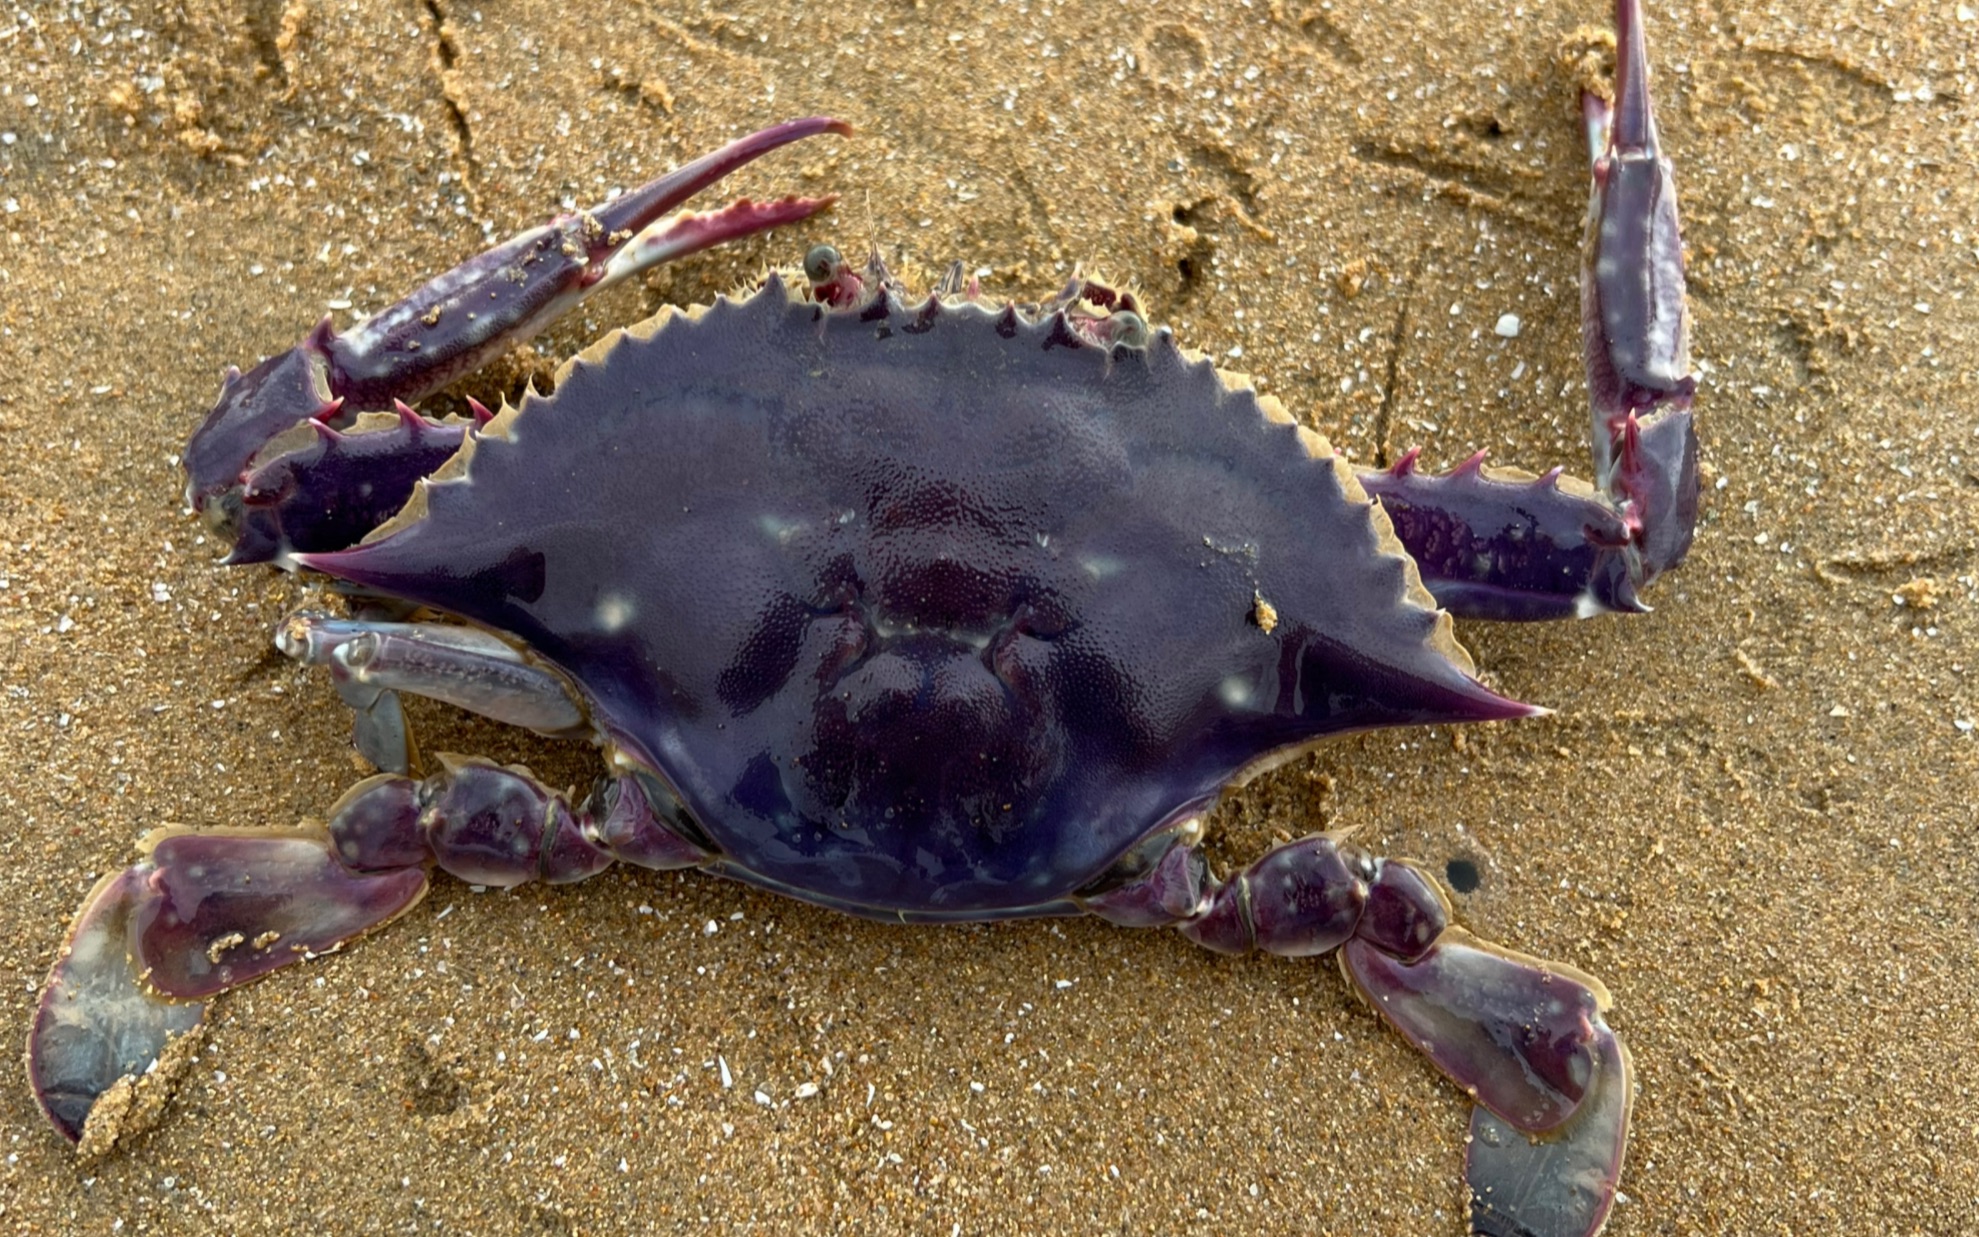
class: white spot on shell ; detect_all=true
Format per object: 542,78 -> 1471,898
1643,315 -> 1681,382
758,513 -> 805,543
1219,675 -> 1255,709
1079,553 -> 1125,580
596,591 -> 636,633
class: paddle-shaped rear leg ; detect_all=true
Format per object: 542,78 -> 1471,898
27,762 -> 709,1147
26,868 -> 207,1147
1080,830 -> 1630,1237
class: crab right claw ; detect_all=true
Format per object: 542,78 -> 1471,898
184,116 -> 853,549
1581,0 -> 1698,587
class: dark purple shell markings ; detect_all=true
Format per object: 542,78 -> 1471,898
307,279 -> 1529,917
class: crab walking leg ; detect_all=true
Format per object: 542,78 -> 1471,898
277,611 -> 590,774
183,116 -> 853,520
26,762 -> 710,1145
1085,834 -> 1629,1237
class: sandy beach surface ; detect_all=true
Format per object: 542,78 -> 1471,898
1,0 -> 1974,1233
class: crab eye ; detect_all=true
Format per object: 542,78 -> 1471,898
804,244 -> 844,286
1108,311 -> 1150,349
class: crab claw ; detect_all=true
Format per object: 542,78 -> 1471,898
1354,0 -> 1696,622
1343,931 -> 1630,1237
1356,451 -> 1646,621
1582,0 -> 1698,585
184,116 -> 853,530
26,829 -> 428,1145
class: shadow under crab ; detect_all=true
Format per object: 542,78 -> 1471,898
28,4 -> 1698,1235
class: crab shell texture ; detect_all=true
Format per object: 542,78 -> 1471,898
305,274 -> 1527,918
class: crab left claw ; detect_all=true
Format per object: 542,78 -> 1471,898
184,116 -> 853,554
1581,0 -> 1698,587
1357,0 -> 1696,622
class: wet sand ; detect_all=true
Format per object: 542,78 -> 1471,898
1,0 -> 1974,1232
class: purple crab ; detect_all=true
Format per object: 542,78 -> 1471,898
27,3 -> 1695,1234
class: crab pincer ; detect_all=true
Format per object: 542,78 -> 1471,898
1581,0 -> 1698,586
185,116 -> 852,562
1359,0 -> 1696,622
